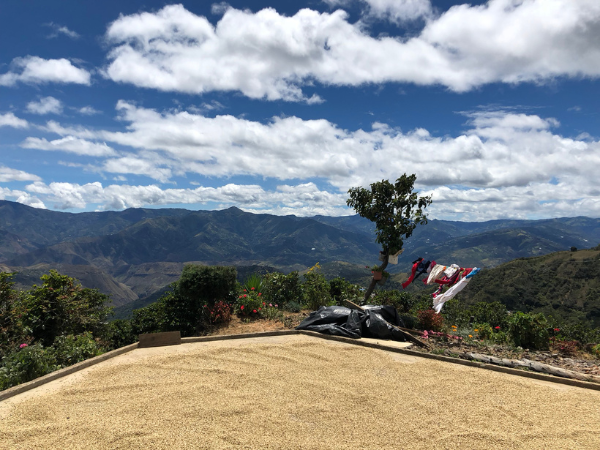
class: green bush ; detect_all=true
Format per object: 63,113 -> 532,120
178,265 -> 237,310
372,290 -> 415,313
329,277 -> 362,305
131,298 -> 169,336
0,272 -> 29,356
0,343 -> 59,390
283,301 -> 302,313
51,332 -> 104,367
243,273 -> 263,293
302,263 -> 332,311
105,319 -> 136,349
262,271 -> 302,307
203,300 -> 232,325
235,289 -> 265,317
20,270 -> 111,346
508,312 -> 550,350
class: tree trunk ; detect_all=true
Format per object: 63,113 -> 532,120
364,253 -> 388,302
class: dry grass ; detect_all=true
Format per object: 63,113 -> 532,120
1,335 -> 600,449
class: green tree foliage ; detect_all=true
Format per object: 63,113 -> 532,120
1,272 -> 29,356
20,270 -> 111,346
347,174 -> 432,300
302,263 -> 332,310
508,312 -> 550,350
347,174 -> 432,255
262,271 -> 302,307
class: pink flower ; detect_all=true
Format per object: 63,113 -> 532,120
275,304 -> 278,308
20,343 -> 28,349
258,307 -> 261,310
269,303 -> 273,307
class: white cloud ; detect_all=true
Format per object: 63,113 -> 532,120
45,22 -> 80,39
0,166 -> 42,182
77,106 -> 102,115
102,1 -> 600,100
0,56 -> 91,86
20,136 -> 117,157
362,0 -> 432,23
29,101 -> 600,219
0,112 -> 29,129
26,96 -> 63,115
23,180 -> 346,213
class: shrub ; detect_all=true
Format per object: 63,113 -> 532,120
20,270 -> 112,346
591,344 -> 600,358
399,314 -> 418,329
105,319 -> 136,349
0,272 -> 29,356
261,304 -> 283,321
329,277 -> 362,306
417,309 -> 444,332
51,333 -> 104,367
203,300 -> 232,325
283,301 -> 302,313
235,289 -> 265,317
551,338 -> 579,356
262,271 -> 302,307
508,312 -> 550,350
0,343 -> 58,391
131,298 -> 169,336
178,265 -> 237,311
302,263 -> 332,311
372,290 -> 415,313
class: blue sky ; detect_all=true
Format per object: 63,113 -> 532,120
1,0 -> 599,220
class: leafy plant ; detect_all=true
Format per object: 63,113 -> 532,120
283,301 -> 302,313
203,300 -> 232,325
302,263 -> 332,311
235,288 -> 265,317
262,271 -> 302,307
508,312 -> 550,350
243,273 -> 264,293
329,277 -> 362,305
0,343 -> 59,391
550,338 -> 579,356
51,333 -> 104,367
372,290 -> 415,313
0,272 -> 29,357
20,270 -> 112,346
417,309 -> 444,332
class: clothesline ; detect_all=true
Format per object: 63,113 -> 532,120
401,257 -> 480,313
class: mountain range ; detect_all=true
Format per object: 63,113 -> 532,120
1,200 -> 599,310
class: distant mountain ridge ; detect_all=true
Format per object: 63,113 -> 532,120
1,200 -> 599,310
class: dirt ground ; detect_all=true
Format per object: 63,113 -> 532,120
2,334 -> 600,449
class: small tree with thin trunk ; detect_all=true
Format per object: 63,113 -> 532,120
347,174 -> 432,302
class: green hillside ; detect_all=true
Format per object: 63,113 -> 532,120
459,245 -> 600,328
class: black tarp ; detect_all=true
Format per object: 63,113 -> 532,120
296,305 -> 407,341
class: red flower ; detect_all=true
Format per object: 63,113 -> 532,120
240,305 -> 244,310
258,307 -> 261,310
239,295 -> 242,299
258,293 -> 262,296
263,302 -> 266,306
244,289 -> 247,292
494,326 -> 501,330
253,309 -> 257,313
243,294 -> 247,298
251,287 -> 255,290
554,328 -> 560,332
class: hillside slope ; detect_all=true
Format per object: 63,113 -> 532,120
459,245 -> 600,328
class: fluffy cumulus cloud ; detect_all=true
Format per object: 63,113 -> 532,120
18,102 -> 600,219
0,113 -> 29,129
24,180 -> 347,215
26,96 -> 63,115
20,136 -> 117,157
0,56 -> 91,87
103,1 -> 600,100
0,166 -> 41,183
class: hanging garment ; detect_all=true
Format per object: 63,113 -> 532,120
434,264 -> 462,286
426,264 -> 446,285
433,276 -> 471,313
466,267 -> 480,278
402,258 -> 432,289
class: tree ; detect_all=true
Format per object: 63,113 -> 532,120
347,174 -> 432,301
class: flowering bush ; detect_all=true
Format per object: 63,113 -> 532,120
417,309 -> 444,332
235,289 -> 264,317
203,300 -> 232,325
550,338 -> 579,356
